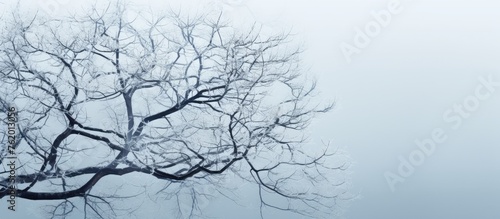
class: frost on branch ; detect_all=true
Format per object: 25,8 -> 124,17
0,3 -> 350,219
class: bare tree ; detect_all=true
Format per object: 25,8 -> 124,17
0,2 -> 350,218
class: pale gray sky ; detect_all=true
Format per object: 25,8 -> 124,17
1,0 -> 500,218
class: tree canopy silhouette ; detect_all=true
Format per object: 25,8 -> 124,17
0,2 -> 350,218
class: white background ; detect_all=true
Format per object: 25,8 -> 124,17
1,0 -> 500,218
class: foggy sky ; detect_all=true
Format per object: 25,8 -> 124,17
1,0 -> 500,218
